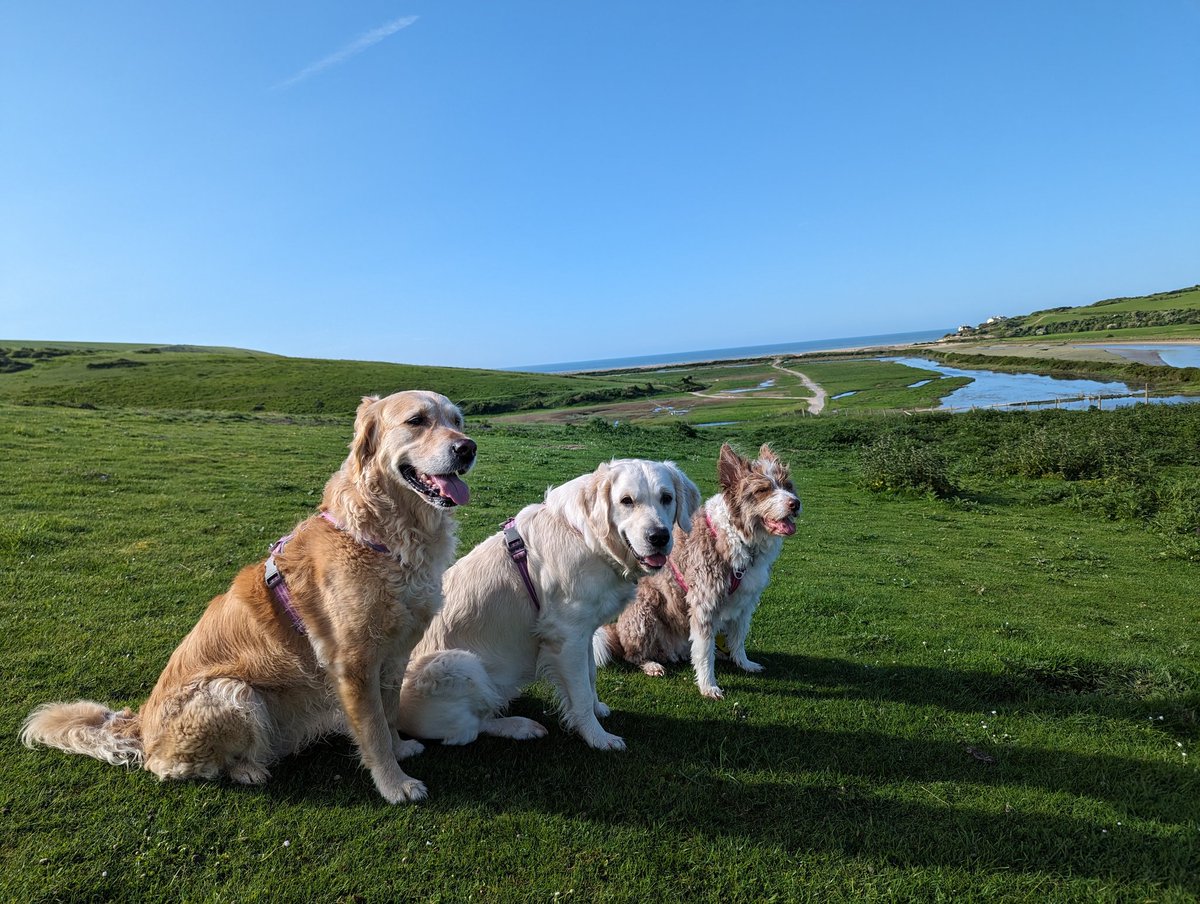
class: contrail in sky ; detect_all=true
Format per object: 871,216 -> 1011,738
273,14 -> 418,90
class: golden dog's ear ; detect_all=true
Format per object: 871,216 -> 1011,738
717,443 -> 750,491
582,463 -> 614,540
664,461 -> 701,532
350,395 -> 381,473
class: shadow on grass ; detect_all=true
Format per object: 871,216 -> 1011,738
257,686 -> 1199,893
749,652 -> 1199,738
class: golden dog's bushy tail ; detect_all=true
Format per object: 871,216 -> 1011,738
20,700 -> 144,767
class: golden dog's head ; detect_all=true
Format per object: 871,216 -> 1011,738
350,391 -> 476,508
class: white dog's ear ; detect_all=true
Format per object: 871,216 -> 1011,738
664,461 -> 701,532
350,395 -> 381,473
582,463 -> 614,539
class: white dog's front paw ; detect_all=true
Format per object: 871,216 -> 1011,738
393,737 -> 425,760
594,701 -> 611,719
641,661 -> 666,677
736,658 -> 765,674
699,685 -> 725,700
585,731 -> 626,751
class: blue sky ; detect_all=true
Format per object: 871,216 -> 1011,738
3,2 -> 1198,369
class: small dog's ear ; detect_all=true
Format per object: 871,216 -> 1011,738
583,463 -> 613,539
757,443 -> 791,482
717,443 -> 750,491
664,462 -> 701,532
350,395 -> 381,473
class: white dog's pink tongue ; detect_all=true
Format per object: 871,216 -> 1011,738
643,553 -> 667,568
430,474 -> 470,505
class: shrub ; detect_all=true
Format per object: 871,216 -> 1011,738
859,433 -> 956,497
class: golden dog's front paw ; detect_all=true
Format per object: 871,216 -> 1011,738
700,685 -> 725,700
376,771 -> 428,804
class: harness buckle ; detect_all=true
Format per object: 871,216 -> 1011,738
264,557 -> 285,589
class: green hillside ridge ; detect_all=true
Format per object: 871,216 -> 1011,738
958,285 -> 1200,341
0,341 -> 672,416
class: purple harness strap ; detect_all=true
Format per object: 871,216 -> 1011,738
502,518 -> 541,613
264,511 -> 395,635
264,532 -> 307,636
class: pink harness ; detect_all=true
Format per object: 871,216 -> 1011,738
667,511 -> 745,597
264,512 -> 393,635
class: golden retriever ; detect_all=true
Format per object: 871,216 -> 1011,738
397,459 -> 700,750
21,390 -> 474,803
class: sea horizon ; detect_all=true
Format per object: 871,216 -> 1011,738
509,327 -> 952,374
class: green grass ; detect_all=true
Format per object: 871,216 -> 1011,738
3,396 -> 1199,901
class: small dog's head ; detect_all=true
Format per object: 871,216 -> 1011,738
349,391 -> 476,508
717,443 -> 801,538
577,458 -> 701,575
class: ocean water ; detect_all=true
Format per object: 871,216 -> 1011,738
511,328 -> 951,374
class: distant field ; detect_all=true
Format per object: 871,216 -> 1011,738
0,342 -> 673,416
785,358 -> 970,411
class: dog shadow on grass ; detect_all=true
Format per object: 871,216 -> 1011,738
262,661 -> 1198,893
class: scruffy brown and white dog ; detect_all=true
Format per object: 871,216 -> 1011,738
398,459 -> 700,750
21,391 -> 474,804
594,443 -> 800,699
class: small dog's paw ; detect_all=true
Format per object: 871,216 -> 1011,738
378,775 -> 428,804
737,659 -> 765,674
594,701 -> 611,719
700,685 -> 725,700
641,662 -> 666,677
393,738 -> 425,760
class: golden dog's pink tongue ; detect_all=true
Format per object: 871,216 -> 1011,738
430,474 -> 470,505
643,553 -> 667,568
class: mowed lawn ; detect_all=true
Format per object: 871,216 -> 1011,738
2,403 -> 1197,902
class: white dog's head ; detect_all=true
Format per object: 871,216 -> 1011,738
551,458 -> 701,577
348,391 -> 476,508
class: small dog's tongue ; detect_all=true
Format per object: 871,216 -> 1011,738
643,553 -> 667,568
430,474 -> 470,505
768,518 -> 796,536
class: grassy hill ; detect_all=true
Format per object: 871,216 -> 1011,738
962,285 -> 1200,342
0,341 -> 671,416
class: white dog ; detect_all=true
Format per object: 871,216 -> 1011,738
398,459 -> 700,750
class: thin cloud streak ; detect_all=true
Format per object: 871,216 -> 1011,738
273,14 -> 418,90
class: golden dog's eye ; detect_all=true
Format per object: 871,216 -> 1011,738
620,495 -> 634,506
660,493 -> 673,506
406,414 -> 427,427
